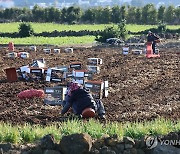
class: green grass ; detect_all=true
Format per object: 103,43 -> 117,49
0,36 -> 96,45
0,22 -> 111,33
0,23 -> 179,45
0,22 -> 179,33
0,118 -> 179,144
126,24 -> 180,32
126,24 -> 156,32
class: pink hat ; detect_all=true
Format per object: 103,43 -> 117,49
68,82 -> 81,96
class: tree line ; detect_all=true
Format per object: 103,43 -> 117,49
0,4 -> 179,24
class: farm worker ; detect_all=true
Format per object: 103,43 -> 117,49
61,82 -> 106,119
147,31 -> 160,54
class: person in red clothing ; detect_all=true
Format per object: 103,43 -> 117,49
61,82 -> 106,119
147,31 -> 160,54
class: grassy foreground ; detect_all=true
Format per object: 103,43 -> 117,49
0,118 -> 179,144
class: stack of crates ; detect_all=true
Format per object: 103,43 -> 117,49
30,67 -> 45,80
44,86 -> 67,105
69,62 -> 82,70
84,80 -> 108,99
72,69 -> 88,85
87,58 -> 102,74
46,66 -> 68,82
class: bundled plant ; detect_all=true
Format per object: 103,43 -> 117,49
18,22 -> 34,37
95,26 -> 118,42
95,20 -> 128,43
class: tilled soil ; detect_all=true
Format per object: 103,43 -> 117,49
0,44 -> 180,124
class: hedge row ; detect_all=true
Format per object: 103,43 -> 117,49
0,28 -> 179,38
129,28 -> 180,35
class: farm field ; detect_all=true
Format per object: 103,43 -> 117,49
0,22 -> 180,33
0,43 -> 179,125
0,36 -> 96,45
0,23 -> 179,45
0,23 -> 110,33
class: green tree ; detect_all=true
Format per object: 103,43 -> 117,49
101,7 -> 112,24
61,8 -> 67,23
127,6 -> 137,24
142,4 -> 150,24
117,19 -> 128,39
120,6 -> 127,21
32,5 -> 45,22
17,8 -> 32,22
0,10 -> 3,19
95,26 -> 118,42
135,8 -> 142,24
45,7 -> 61,22
158,5 -> 165,23
65,6 -> 82,24
174,7 -> 180,24
142,4 -> 157,24
94,7 -> 103,23
164,6 -> 176,24
111,6 -> 121,23
5,8 -> 23,20
148,4 -> 158,24
81,8 -> 96,23
96,20 -> 128,42
3,8 -> 13,19
18,22 -> 34,37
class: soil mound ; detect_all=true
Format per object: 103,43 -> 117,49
0,45 -> 179,124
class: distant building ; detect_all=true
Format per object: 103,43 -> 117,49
0,0 -> 14,8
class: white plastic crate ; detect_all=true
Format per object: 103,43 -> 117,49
43,48 -> 51,54
87,65 -> 100,74
6,52 -> 18,58
122,47 -> 129,55
29,46 -> 37,51
54,49 -> 60,53
64,48 -> 73,53
132,49 -> 143,55
44,86 -> 67,105
87,58 -> 102,65
19,52 -> 29,59
69,62 -> 82,70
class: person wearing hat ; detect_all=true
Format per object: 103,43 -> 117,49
147,31 -> 160,54
61,82 -> 106,119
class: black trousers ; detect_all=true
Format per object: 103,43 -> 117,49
152,42 -> 156,54
95,99 -> 105,116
